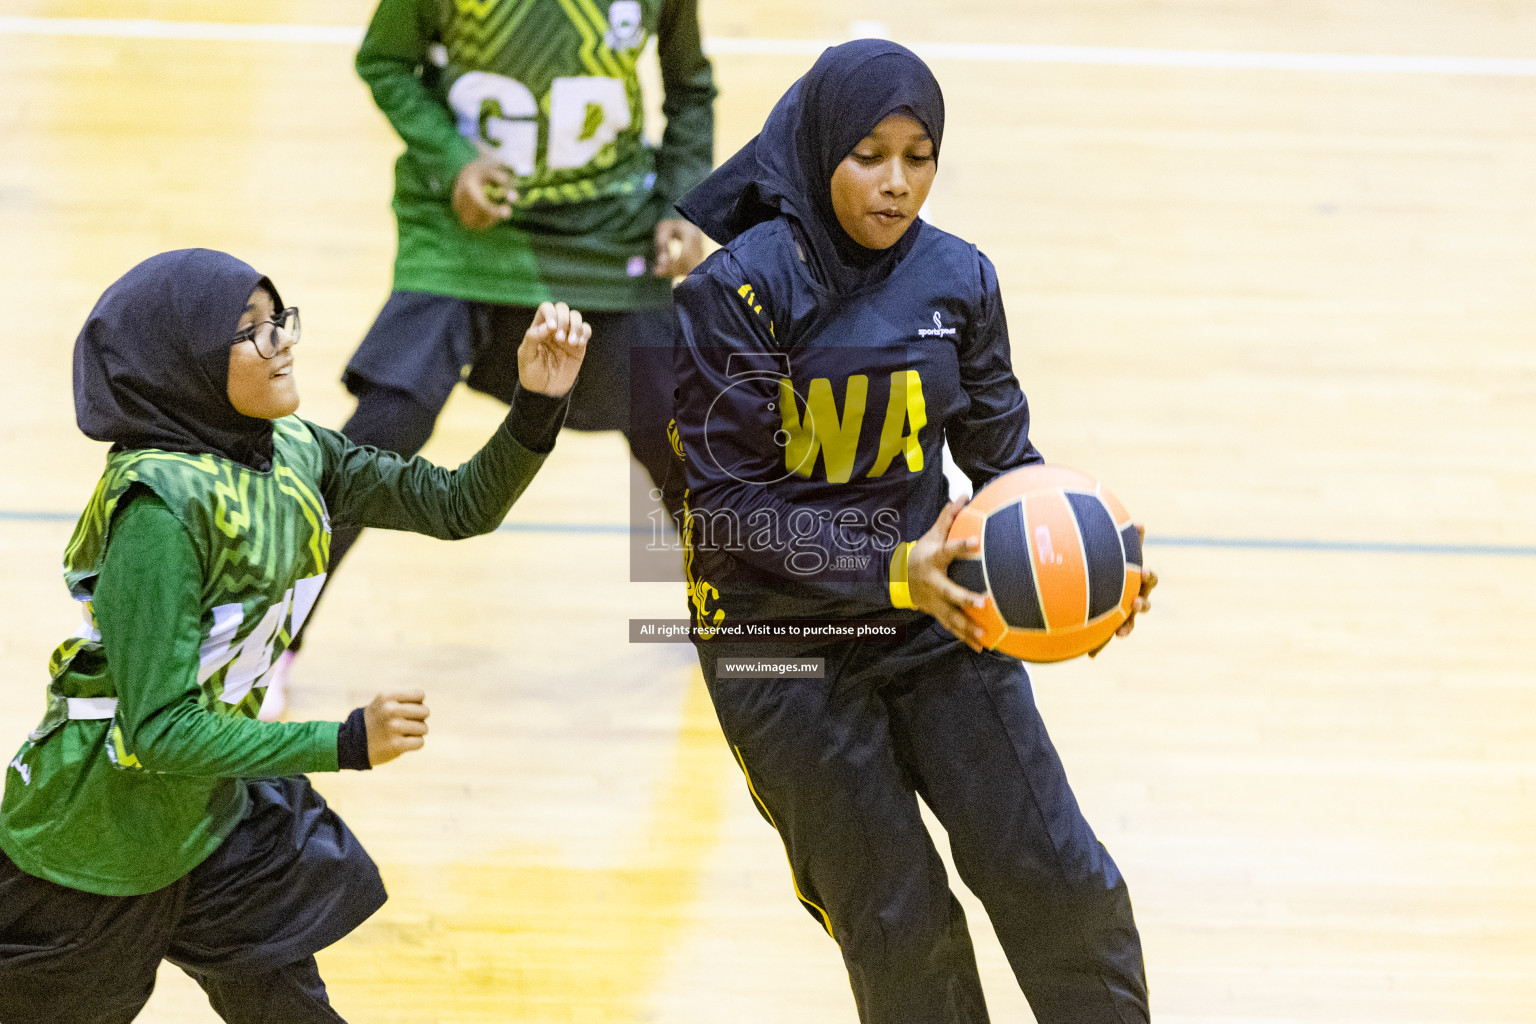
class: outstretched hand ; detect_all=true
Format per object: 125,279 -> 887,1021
517,301 -> 591,398
364,690 -> 430,766
907,498 -> 987,653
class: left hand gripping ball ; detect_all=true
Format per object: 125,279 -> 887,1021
946,464 -> 1143,663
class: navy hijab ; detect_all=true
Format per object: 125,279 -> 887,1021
678,39 -> 945,295
74,249 -> 282,471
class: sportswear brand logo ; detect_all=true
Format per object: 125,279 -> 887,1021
1035,524 -> 1064,566
9,754 -> 30,786
605,1 -> 645,50
918,311 -> 958,338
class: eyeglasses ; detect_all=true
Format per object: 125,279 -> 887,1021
231,307 -> 301,359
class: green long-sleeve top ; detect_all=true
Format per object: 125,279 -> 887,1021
0,391 -> 561,895
359,0 -> 716,310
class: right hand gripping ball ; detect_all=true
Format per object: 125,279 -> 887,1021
946,464 -> 1143,662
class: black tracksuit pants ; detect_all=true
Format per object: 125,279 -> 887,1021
699,619 -> 1149,1024
0,777 -> 383,1024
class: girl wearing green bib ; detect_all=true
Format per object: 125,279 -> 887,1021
0,249 -> 589,1023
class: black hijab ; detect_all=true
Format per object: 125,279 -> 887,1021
678,39 -> 945,295
74,249 -> 282,471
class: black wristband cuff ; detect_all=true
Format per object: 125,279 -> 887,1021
337,706 -> 372,771
506,385 -> 568,455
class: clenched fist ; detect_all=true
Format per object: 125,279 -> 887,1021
364,690 -> 431,766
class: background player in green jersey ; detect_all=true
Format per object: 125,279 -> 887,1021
266,0 -> 717,716
0,248 -> 589,1023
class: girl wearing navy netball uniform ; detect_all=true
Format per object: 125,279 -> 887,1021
0,249 -> 587,1023
671,41 -> 1154,1023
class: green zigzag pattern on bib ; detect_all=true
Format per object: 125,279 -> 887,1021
43,417 -> 332,735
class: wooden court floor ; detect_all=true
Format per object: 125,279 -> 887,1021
1,1 -> 1533,1020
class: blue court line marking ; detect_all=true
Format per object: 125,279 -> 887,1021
494,521 -> 632,536
1146,535 -> 1536,558
505,525 -> 1536,557
5,511 -> 1529,557
494,523 -> 1536,557
0,511 -> 77,523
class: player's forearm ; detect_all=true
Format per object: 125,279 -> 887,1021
125,704 -> 341,778
360,61 -> 478,178
418,395 -> 558,536
655,0 -> 717,204
655,67 -> 717,206
947,264 -> 1043,487
946,400 -> 1042,490
315,390 -> 558,539
947,309 -> 1041,484
357,0 -> 478,183
504,385 -> 566,455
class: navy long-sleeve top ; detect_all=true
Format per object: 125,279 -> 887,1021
672,218 -> 1042,629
